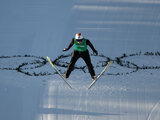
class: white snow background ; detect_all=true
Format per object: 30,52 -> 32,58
0,0 -> 160,120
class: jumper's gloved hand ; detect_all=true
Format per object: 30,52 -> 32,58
62,48 -> 68,52
93,50 -> 98,56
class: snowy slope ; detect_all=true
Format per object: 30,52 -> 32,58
0,0 -> 160,120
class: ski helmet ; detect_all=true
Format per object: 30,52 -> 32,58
75,33 -> 83,40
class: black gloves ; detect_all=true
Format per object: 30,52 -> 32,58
93,50 -> 98,56
63,48 -> 98,56
62,48 -> 69,52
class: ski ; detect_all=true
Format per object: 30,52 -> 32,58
47,56 -> 73,89
87,61 -> 111,90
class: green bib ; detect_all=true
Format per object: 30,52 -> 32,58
74,38 -> 87,52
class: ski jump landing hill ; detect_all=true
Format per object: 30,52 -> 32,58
0,0 -> 160,120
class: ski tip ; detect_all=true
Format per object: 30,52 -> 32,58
46,56 -> 49,59
47,56 -> 52,62
107,61 -> 112,66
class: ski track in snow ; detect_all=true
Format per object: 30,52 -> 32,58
147,100 -> 160,120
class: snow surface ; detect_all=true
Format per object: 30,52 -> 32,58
0,0 -> 160,120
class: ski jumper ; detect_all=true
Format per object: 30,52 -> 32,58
65,38 -> 97,78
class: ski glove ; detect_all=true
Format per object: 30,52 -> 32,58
62,48 -> 69,52
93,50 -> 98,56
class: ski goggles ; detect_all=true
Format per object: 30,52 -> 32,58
76,39 -> 83,42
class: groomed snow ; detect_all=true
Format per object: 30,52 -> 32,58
0,0 -> 160,120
